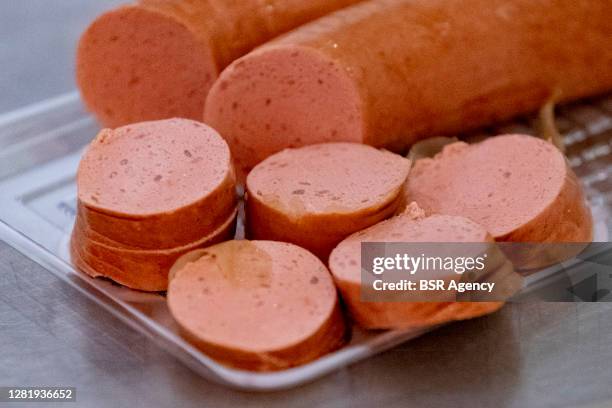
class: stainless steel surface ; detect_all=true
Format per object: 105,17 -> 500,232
2,1 -> 612,406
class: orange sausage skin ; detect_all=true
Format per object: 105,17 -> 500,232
205,0 -> 612,174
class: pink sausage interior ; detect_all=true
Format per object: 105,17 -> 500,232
168,240 -> 338,352
205,46 -> 364,176
247,142 -> 410,215
77,6 -> 218,127
330,214 -> 490,283
406,135 -> 567,238
78,119 -> 230,216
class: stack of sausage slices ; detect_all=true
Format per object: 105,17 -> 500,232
71,119 -> 238,292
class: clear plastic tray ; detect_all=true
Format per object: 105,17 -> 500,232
0,91 -> 610,391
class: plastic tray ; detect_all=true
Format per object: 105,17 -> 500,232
0,91 -> 610,391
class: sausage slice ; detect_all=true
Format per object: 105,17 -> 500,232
167,240 -> 346,371
71,207 -> 237,291
246,143 -> 411,259
329,213 -> 515,329
406,135 -> 593,243
77,118 -> 236,249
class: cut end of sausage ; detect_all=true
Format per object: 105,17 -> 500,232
247,143 -> 410,216
204,45 -> 365,177
77,5 -> 217,127
330,214 -> 492,284
168,240 -> 346,370
329,214 -> 507,329
78,118 -> 232,217
407,134 -> 579,239
245,143 -> 410,259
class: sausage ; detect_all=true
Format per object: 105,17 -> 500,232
76,0 -> 365,127
167,240 -> 347,371
329,212 -> 516,329
406,134 -> 593,243
70,207 -> 237,291
204,0 -> 612,176
76,118 -> 237,249
406,134 -> 593,269
245,143 -> 411,260
168,248 -> 210,283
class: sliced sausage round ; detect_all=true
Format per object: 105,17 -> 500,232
76,118 -> 236,249
329,213 -> 513,329
406,134 -> 593,243
167,240 -> 346,371
246,143 -> 411,259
